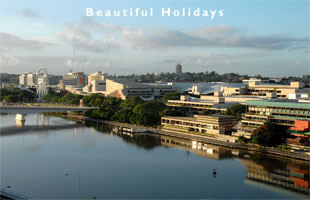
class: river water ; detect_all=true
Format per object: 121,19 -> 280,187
1,114 -> 309,199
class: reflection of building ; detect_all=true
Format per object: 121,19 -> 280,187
234,100 -> 310,140
240,158 -> 310,196
161,114 -> 238,142
160,135 -> 233,160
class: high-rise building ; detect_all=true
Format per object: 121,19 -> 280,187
176,63 -> 182,75
19,73 -> 27,85
19,73 -> 36,86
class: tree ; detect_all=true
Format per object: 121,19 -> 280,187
133,101 -> 166,126
160,108 -> 183,117
120,97 -> 144,110
250,122 -> 288,147
162,92 -> 181,103
226,104 -> 246,118
111,109 -> 134,123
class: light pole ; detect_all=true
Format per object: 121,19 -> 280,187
65,172 -> 80,195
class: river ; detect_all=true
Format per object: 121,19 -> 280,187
1,114 -> 309,199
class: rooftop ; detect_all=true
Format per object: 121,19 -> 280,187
245,100 -> 310,109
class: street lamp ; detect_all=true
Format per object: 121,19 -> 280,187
65,172 -> 80,194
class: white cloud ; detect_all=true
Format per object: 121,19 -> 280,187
32,22 -> 44,26
0,53 -> 19,67
57,23 -> 122,52
0,32 -> 54,50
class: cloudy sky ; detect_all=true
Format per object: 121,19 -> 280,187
0,0 -> 309,77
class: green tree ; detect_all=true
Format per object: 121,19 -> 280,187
159,108 -> 183,117
162,92 -> 181,103
250,122 -> 288,147
120,97 -> 144,110
226,104 -> 246,118
133,101 -> 166,126
111,109 -> 134,123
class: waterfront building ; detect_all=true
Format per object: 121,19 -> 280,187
161,114 -> 238,142
234,100 -> 310,144
166,92 -> 239,114
105,79 -> 176,100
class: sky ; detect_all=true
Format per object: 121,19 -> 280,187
0,0 -> 309,77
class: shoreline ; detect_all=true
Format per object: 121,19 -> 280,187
66,113 -> 310,162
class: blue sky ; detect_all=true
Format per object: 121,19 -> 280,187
0,0 -> 309,77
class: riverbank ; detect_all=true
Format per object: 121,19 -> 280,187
66,113 -> 310,161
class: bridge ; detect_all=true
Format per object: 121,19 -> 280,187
0,105 -> 97,123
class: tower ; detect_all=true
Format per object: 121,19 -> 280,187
176,63 -> 182,75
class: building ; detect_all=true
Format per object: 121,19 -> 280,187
176,63 -> 182,75
59,72 -> 87,90
302,75 -> 310,80
222,86 -> 247,96
247,81 -> 307,98
83,71 -> 106,94
19,73 -> 36,86
201,94 -> 266,103
234,100 -> 310,142
161,114 -> 238,142
166,92 -> 239,114
87,71 -> 106,85
104,79 -> 176,100
242,78 -> 269,85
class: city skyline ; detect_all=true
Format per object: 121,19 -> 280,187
0,0 -> 309,77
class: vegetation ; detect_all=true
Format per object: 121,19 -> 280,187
250,122 -> 288,147
225,104 -> 246,118
162,92 -> 181,103
0,88 -> 36,103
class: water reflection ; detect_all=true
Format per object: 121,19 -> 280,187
159,135 -> 310,197
1,115 -> 309,199
100,125 -> 309,197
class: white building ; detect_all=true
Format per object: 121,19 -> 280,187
19,73 -> 36,86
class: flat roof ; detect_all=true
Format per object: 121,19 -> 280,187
245,100 -> 310,109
